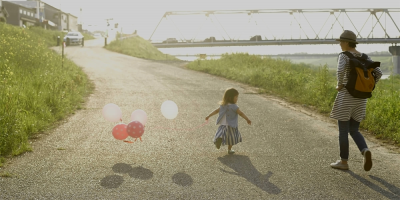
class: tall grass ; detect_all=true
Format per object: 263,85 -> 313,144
187,53 -> 400,144
0,23 -> 94,162
105,36 -> 179,60
25,26 -> 94,47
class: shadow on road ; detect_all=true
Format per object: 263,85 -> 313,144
100,163 -> 154,189
101,163 -> 195,188
100,175 -> 124,189
346,171 -> 400,199
128,166 -> 154,180
172,172 -> 194,186
218,155 -> 281,194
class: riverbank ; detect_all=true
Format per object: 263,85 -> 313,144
186,53 -> 400,145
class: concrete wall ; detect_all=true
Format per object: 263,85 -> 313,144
68,14 -> 78,31
394,56 -> 400,74
60,12 -> 67,31
44,4 -> 60,30
389,46 -> 400,75
2,2 -> 19,26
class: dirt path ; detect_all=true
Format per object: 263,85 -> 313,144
1,39 -> 399,199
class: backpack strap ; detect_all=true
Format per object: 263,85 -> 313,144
341,51 -> 369,78
341,51 -> 354,59
360,53 -> 368,60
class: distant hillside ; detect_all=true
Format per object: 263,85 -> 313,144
105,36 -> 179,61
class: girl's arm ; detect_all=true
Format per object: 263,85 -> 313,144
205,107 -> 220,120
237,108 -> 251,125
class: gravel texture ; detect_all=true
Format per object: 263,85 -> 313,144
1,39 -> 400,200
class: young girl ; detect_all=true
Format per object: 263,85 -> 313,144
205,88 -> 251,154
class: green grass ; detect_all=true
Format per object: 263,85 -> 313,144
24,26 -> 95,47
0,23 -> 94,158
186,53 -> 400,145
105,36 -> 179,60
0,157 -> 5,167
0,171 -> 14,178
287,55 -> 393,73
81,32 -> 95,40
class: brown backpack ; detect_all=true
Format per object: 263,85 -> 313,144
341,51 -> 380,99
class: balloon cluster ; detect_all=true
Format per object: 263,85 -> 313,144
102,101 -> 179,142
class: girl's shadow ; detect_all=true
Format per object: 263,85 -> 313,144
218,155 -> 281,194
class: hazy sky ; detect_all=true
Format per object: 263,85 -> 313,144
36,0 -> 399,40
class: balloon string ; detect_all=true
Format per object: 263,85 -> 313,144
147,120 -> 210,131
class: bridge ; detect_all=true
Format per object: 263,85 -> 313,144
149,8 -> 400,47
149,8 -> 400,74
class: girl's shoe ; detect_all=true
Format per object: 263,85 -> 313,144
215,138 -> 222,149
330,160 -> 349,170
363,150 -> 372,171
228,150 -> 235,154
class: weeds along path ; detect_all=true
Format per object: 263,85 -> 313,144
1,38 -> 400,199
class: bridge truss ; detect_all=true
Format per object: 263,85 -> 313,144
149,8 -> 400,48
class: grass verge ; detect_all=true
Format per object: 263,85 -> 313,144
0,23 -> 94,165
186,53 -> 400,145
105,36 -> 179,60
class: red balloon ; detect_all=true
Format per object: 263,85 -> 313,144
112,124 -> 128,140
127,121 -> 144,138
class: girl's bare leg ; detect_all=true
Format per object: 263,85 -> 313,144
228,145 -> 232,150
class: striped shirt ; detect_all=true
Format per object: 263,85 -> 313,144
330,51 -> 383,122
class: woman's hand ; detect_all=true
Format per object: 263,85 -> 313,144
336,85 -> 344,91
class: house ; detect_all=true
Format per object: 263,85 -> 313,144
67,13 -> 78,31
3,0 -> 78,31
0,0 -> 9,23
2,1 -> 37,27
39,1 -> 61,30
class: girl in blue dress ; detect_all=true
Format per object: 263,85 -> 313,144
205,88 -> 251,154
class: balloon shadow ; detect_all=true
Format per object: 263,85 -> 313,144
128,166 -> 154,180
345,171 -> 400,199
100,175 -> 124,189
218,155 -> 281,194
112,163 -> 133,174
172,172 -> 193,187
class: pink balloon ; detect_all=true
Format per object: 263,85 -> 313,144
112,124 -> 128,140
130,109 -> 148,125
102,103 -> 122,122
127,121 -> 145,138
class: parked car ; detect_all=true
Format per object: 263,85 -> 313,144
250,35 -> 262,41
64,32 -> 84,46
162,38 -> 178,43
204,37 -> 216,42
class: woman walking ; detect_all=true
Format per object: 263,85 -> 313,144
330,30 -> 382,171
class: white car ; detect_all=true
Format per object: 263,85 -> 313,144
64,32 -> 84,46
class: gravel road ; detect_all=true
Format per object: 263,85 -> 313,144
1,38 -> 400,200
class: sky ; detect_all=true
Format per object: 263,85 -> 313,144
12,0 -> 399,54
35,0 -> 400,40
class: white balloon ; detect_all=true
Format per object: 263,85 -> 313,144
102,103 -> 122,122
130,109 -> 148,125
161,100 -> 178,119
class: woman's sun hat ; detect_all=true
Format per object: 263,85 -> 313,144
336,30 -> 359,44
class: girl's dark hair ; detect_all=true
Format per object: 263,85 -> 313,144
219,88 -> 239,105
349,42 -> 357,48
